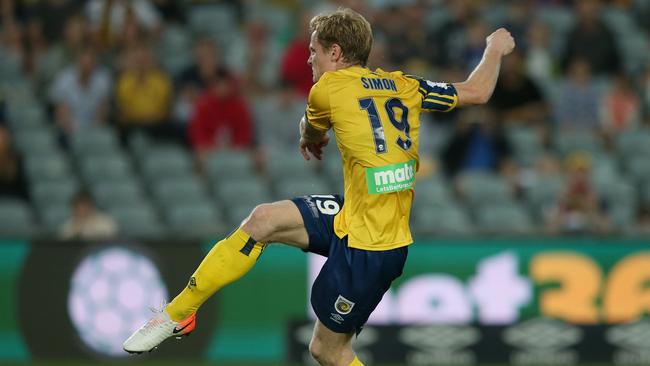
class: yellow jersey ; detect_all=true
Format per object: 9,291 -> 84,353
305,66 -> 458,250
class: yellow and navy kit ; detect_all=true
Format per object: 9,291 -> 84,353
305,66 -> 458,250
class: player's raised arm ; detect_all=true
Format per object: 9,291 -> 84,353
453,28 -> 515,106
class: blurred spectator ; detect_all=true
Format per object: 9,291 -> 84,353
35,14 -> 88,91
0,98 -> 6,126
173,38 -> 226,125
642,65 -> 650,124
280,11 -> 313,96
424,0 -> 479,68
461,20 -> 489,73
601,73 -> 640,137
228,19 -> 281,94
151,0 -> 186,23
555,58 -> 601,131
115,44 -> 174,143
562,0 -> 621,76
59,190 -> 118,240
633,205 -> 650,235
0,1 -> 26,73
0,127 -> 29,201
25,0 -> 82,44
23,16 -> 52,79
378,2 -> 427,69
490,51 -> 549,126
189,72 -> 254,163
85,0 -> 161,49
441,107 -> 515,178
254,85 -> 306,153
367,36 -> 395,72
546,152 -> 610,235
49,45 -> 111,140
525,21 -> 555,84
503,1 -> 534,51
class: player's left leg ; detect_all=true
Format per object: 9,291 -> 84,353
123,200 -> 309,353
165,200 -> 309,321
309,320 -> 363,366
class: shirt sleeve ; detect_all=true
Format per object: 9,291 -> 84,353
407,75 -> 458,113
305,78 -> 331,131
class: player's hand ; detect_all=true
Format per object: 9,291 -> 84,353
486,28 -> 515,57
300,134 -> 330,161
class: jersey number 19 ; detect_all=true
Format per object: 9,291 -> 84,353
359,97 -> 412,154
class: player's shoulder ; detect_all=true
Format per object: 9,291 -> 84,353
309,72 -> 333,98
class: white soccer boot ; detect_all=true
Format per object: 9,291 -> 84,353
123,307 -> 196,354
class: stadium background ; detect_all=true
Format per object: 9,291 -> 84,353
0,0 -> 649,365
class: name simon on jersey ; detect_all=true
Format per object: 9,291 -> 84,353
361,77 -> 397,92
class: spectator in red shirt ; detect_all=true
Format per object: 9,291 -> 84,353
280,11 -> 313,96
188,71 -> 254,164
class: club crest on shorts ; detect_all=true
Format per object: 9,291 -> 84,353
334,295 -> 355,315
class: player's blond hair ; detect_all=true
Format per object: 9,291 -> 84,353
309,8 -> 373,67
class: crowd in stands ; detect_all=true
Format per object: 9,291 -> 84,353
0,0 -> 649,239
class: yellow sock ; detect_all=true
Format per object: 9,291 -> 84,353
349,356 -> 364,366
166,228 -> 266,321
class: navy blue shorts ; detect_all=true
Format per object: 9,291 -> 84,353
291,194 -> 408,334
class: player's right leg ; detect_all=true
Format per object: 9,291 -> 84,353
123,200 -> 309,353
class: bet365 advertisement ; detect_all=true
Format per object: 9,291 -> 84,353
1,238 -> 648,364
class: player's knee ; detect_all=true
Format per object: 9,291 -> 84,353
241,204 -> 276,242
309,338 -> 330,365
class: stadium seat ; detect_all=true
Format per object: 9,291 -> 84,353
590,154 -> 621,187
415,178 -> 454,206
31,178 -> 80,208
267,153 -> 319,182
507,126 -> 542,166
0,54 -> 25,84
615,129 -> 650,160
555,132 -> 602,157
71,127 -> 120,156
624,155 -> 650,185
411,203 -> 473,236
108,203 -> 163,239
0,199 -> 35,237
226,204 -> 254,227
596,180 -> 636,210
187,4 -> 236,45
153,177 -> 210,209
476,204 -> 534,234
13,129 -> 59,156
156,25 -> 192,76
6,102 -> 46,129
165,202 -> 224,238
141,146 -> 194,182
322,157 -> 344,194
80,154 -> 134,184
205,149 -> 256,183
91,180 -> 144,207
274,177 -> 331,199
216,179 -> 272,208
457,172 -> 514,209
40,204 -> 70,232
525,177 -> 563,219
25,153 -> 72,182
608,205 -> 635,232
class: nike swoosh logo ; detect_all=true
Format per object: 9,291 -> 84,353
172,321 -> 192,334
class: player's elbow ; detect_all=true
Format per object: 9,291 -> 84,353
455,82 -> 491,106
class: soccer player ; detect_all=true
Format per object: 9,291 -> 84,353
124,8 -> 514,366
